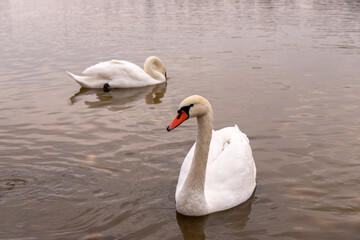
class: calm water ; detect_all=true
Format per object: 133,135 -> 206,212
1,0 -> 359,239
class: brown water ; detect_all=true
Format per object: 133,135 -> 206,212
0,0 -> 359,239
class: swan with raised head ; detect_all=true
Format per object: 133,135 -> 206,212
167,95 -> 256,216
67,56 -> 167,90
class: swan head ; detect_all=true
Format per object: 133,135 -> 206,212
155,59 -> 167,79
167,95 -> 211,131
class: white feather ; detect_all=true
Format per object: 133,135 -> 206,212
170,95 -> 256,216
176,126 -> 256,213
67,56 -> 166,89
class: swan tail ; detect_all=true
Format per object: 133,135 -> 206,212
67,71 -> 88,82
66,71 -> 108,88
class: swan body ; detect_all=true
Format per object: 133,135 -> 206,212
167,95 -> 256,216
67,56 -> 167,89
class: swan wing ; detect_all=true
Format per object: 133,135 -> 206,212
205,125 -> 256,212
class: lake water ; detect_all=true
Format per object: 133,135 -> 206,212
0,0 -> 359,239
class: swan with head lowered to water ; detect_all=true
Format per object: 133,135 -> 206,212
167,95 -> 256,216
67,56 -> 167,91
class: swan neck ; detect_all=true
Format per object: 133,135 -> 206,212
144,57 -> 165,81
177,105 -> 213,215
182,111 -> 213,195
194,111 -> 213,172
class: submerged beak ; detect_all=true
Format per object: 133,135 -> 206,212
167,110 -> 189,131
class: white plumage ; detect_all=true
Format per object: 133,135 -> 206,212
67,56 -> 167,89
176,126 -> 256,213
167,95 -> 256,216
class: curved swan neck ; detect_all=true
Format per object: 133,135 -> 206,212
144,56 -> 165,81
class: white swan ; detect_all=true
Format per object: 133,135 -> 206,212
67,56 -> 167,90
167,95 -> 256,216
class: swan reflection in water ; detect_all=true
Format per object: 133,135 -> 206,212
69,82 -> 167,110
176,193 -> 255,240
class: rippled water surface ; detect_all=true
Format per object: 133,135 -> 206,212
1,0 -> 359,239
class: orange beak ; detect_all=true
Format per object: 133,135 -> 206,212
167,110 -> 189,131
